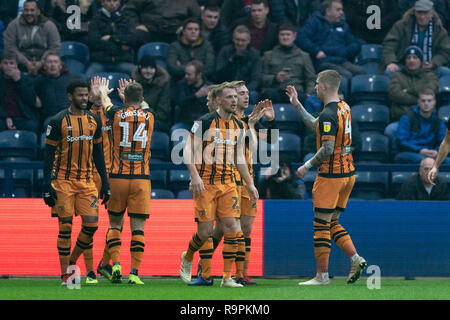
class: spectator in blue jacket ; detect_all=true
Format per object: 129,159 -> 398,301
395,88 -> 450,164
295,0 -> 365,78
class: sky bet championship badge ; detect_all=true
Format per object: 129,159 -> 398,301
323,122 -> 331,133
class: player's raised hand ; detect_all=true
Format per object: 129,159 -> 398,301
285,85 -> 300,106
189,175 -> 205,196
427,167 -> 438,186
99,77 -> 113,96
262,99 -> 275,121
248,102 -> 265,125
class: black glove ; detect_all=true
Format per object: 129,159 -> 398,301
43,182 -> 57,207
99,181 -> 111,207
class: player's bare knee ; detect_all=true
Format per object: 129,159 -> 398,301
108,210 -> 124,229
240,216 -> 254,236
331,211 -> 341,221
314,211 -> 332,223
130,217 -> 146,232
197,221 -> 214,240
220,217 -> 239,234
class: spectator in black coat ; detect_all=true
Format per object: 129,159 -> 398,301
260,158 -> 306,199
220,0 -> 251,28
172,60 -> 210,125
396,157 -> 449,200
215,25 -> 261,104
85,0 -> 138,78
230,0 -> 278,54
269,0 -> 321,28
49,0 -> 98,44
34,52 -> 79,129
0,51 -> 38,133
200,3 -> 231,55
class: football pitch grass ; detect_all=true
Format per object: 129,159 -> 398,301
1,277 -> 450,300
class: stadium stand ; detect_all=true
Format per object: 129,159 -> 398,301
150,131 -> 170,161
351,104 -> 390,132
269,104 -> 303,135
151,189 -> 175,199
356,132 -> 390,163
150,170 -> 168,189
168,170 -> 191,193
0,130 -> 37,160
438,105 -> 450,122
439,75 -> 450,106
351,171 -> 389,200
350,74 -> 390,105
137,42 -> 169,70
60,41 -> 90,75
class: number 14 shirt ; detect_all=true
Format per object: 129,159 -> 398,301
106,106 -> 154,179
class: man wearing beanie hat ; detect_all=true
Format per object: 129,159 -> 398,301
381,0 -> 450,75
132,55 -> 171,132
388,45 -> 439,121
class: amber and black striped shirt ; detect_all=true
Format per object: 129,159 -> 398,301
190,111 -> 245,185
45,109 -> 102,181
316,101 -> 355,178
90,107 -> 113,172
106,105 -> 154,179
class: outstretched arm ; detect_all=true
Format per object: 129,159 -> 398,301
285,85 -> 317,132
297,140 -> 335,180
428,131 -> 450,185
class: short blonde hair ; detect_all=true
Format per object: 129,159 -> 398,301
206,84 -> 221,112
317,69 -> 341,91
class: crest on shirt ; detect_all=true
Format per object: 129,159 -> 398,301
46,125 -> 52,136
323,122 -> 331,133
191,122 -> 200,134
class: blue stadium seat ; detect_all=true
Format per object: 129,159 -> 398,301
0,158 -> 34,197
384,121 -> 399,159
170,122 -> 190,156
151,189 -> 175,199
355,132 -> 389,162
150,170 -> 167,189
359,62 -> 380,75
277,132 -> 302,162
351,104 -> 390,132
61,41 -> 90,66
168,170 -> 190,192
150,131 -> 170,161
269,104 -> 303,134
302,170 -> 316,197
391,171 -> 415,198
355,44 -> 382,65
177,189 -> 193,199
438,105 -> 450,122
351,171 -> 388,200
439,75 -> 450,106
137,42 -> 169,65
0,130 -> 37,160
64,59 -> 87,75
339,76 -> 349,99
350,75 -> 390,105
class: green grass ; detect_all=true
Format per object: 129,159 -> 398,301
1,277 -> 450,300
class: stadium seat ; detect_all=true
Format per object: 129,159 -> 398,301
137,42 -> 169,66
151,189 -> 175,199
355,132 -> 389,162
269,104 -> 303,134
355,44 -> 382,65
351,171 -> 388,200
0,158 -> 34,197
438,75 -> 450,106
390,171 -> 415,198
0,130 -> 37,160
170,123 -> 190,159
350,74 -> 390,105
61,41 -> 90,66
302,170 -> 316,196
277,132 -> 302,162
64,59 -> 87,75
438,105 -> 450,122
339,76 -> 349,99
168,170 -> 190,192
150,170 -> 167,189
351,104 -> 390,132
150,131 -> 170,161
384,121 -> 399,159
359,62 -> 380,75
177,189 -> 193,199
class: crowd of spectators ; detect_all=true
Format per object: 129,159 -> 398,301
0,0 -> 449,200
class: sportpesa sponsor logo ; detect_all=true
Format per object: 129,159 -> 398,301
67,135 -> 93,142
117,109 -> 151,120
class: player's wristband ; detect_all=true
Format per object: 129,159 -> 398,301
304,160 -> 313,169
